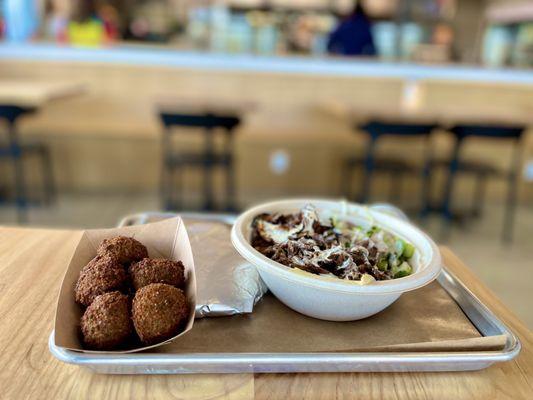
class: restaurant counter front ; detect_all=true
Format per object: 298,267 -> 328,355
1,43 -> 532,204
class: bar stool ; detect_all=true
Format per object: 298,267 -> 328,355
159,111 -> 240,212
342,121 -> 437,211
440,124 -> 525,242
0,105 -> 56,223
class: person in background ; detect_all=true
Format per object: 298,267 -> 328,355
67,0 -> 106,47
327,1 -> 376,57
98,3 -> 120,42
433,23 -> 457,61
45,0 -> 69,43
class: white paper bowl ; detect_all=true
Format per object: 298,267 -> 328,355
231,199 -> 442,321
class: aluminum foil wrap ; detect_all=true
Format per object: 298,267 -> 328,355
118,212 -> 267,318
185,218 -> 267,318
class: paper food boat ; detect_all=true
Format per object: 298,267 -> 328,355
54,217 -> 196,353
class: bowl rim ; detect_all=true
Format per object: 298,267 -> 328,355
231,198 -> 442,295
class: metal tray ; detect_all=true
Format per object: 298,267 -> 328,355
49,212 -> 521,374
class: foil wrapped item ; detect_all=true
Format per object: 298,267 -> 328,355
185,218 -> 267,317
118,212 -> 267,318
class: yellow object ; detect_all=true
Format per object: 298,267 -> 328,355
68,19 -> 105,47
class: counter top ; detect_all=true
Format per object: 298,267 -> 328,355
2,43 -> 533,85
0,226 -> 531,399
0,80 -> 85,108
321,97 -> 533,126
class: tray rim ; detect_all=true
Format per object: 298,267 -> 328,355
48,268 -> 521,364
48,211 -> 521,373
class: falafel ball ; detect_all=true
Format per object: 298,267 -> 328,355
81,291 -> 133,350
97,236 -> 148,265
132,283 -> 189,345
75,255 -> 127,307
129,258 -> 185,290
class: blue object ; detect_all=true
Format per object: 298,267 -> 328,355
327,10 -> 376,56
2,0 -> 39,42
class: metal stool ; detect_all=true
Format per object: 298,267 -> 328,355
342,121 -> 437,211
159,112 -> 240,212
440,124 -> 525,242
0,105 -> 56,223
429,159 -> 499,220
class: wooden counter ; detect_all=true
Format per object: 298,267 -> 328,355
0,81 -> 85,108
1,59 -> 532,204
0,226 -> 531,399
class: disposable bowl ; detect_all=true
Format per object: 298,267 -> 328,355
231,199 -> 442,321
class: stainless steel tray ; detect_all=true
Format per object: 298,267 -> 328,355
49,212 -> 521,374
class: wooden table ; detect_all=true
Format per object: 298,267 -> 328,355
320,95 -> 533,127
156,97 -> 257,117
0,81 -> 85,109
0,227 -> 531,399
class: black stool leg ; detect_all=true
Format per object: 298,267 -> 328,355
341,160 -> 353,200
503,141 -> 522,243
388,170 -> 402,205
503,171 -> 518,243
359,135 -> 377,203
160,165 -> 170,210
420,163 -> 432,220
420,136 -> 433,220
440,136 -> 463,240
224,128 -> 236,212
8,121 -> 27,223
173,166 -> 183,211
203,126 -> 215,211
225,154 -> 235,212
13,153 -> 27,223
471,172 -> 487,218
39,145 -> 56,205
160,127 -> 173,211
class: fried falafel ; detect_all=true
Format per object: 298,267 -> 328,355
75,255 -> 127,307
80,291 -> 133,350
129,258 -> 185,291
132,283 -> 189,345
97,236 -> 148,265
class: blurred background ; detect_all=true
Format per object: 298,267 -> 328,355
0,0 -> 532,326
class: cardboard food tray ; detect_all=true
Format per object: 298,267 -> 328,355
49,212 -> 520,373
54,217 -> 197,354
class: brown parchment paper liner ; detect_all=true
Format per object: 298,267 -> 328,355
54,217 -> 196,354
149,282 -> 505,354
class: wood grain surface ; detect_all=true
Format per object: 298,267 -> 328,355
0,227 -> 531,400
156,96 -> 257,116
321,96 -> 533,127
0,81 -> 85,108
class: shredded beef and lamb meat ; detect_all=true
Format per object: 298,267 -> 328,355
250,204 -> 414,282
